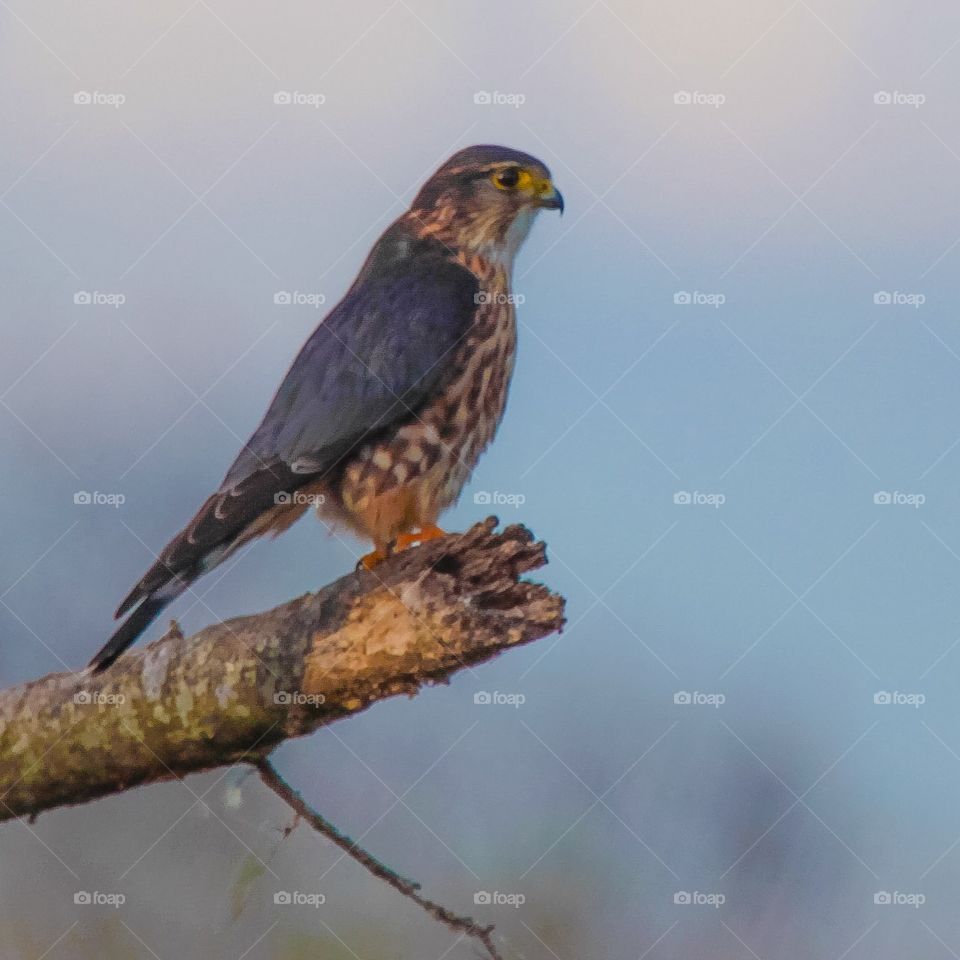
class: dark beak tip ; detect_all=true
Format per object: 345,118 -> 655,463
544,190 -> 564,214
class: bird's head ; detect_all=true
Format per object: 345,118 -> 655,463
410,145 -> 563,262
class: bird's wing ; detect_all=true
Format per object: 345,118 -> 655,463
222,233 -> 479,488
115,231 -> 479,618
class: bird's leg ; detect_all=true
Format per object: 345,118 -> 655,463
356,543 -> 391,572
356,525 -> 447,570
393,524 -> 447,552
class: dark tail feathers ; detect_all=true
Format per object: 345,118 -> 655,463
88,596 -> 172,672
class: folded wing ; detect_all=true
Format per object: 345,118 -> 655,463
92,228 -> 478,669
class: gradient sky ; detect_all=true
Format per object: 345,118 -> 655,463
3,2 -> 960,958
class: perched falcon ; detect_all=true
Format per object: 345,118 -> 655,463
89,144 -> 563,671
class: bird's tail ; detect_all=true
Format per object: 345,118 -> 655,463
88,594 -> 176,672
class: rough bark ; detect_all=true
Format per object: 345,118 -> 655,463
0,518 -> 564,823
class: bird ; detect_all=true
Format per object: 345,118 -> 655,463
88,144 -> 563,671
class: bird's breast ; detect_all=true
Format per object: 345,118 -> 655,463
338,263 -> 517,539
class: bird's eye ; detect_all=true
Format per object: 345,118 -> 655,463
492,167 -> 521,190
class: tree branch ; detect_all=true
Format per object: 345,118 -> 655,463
256,758 -> 504,960
0,518 -> 565,824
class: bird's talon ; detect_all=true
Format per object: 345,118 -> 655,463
394,524 -> 447,552
356,548 -> 389,572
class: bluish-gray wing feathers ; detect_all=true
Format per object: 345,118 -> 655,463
108,228 -> 479,624
222,232 -> 479,487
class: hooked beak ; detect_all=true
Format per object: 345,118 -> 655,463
533,177 -> 564,214
538,187 -> 564,213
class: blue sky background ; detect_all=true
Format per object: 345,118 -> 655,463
3,1 -> 960,957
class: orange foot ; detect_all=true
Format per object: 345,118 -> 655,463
394,524 -> 447,552
356,546 -> 390,572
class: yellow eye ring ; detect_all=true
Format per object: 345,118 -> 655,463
492,166 -> 537,192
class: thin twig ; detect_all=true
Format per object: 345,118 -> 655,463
255,757 -> 503,960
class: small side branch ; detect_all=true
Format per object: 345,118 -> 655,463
255,758 -> 503,960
